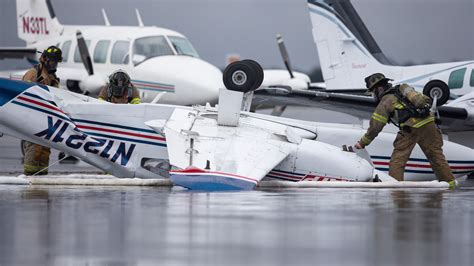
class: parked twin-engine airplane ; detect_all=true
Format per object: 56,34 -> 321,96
1,0 -> 311,106
308,0 -> 474,101
0,60 -> 472,190
256,0 -> 474,132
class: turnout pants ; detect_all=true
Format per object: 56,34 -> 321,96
389,122 -> 454,182
23,141 -> 51,175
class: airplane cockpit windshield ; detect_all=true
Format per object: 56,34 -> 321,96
168,36 -> 199,58
133,36 -> 174,63
132,35 -> 200,64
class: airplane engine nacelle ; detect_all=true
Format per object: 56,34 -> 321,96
283,77 -> 308,91
293,139 -> 374,182
223,60 -> 264,93
80,74 -> 106,95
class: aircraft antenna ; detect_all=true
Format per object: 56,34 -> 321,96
136,9 -> 144,27
101,8 -> 111,26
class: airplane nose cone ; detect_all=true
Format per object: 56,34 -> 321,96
177,59 -> 223,105
133,56 -> 223,105
297,140 -> 374,182
440,140 -> 474,178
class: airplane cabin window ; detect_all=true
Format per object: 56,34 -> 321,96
111,41 -> 130,64
448,68 -> 466,89
470,70 -> 474,87
61,41 -> 72,62
94,40 -> 111,63
74,40 -> 91,63
133,36 -> 173,63
168,36 -> 199,58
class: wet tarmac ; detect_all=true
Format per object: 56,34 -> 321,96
0,184 -> 474,266
1,107 -> 473,265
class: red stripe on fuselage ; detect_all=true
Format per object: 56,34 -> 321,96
133,83 -> 174,90
76,125 -> 165,141
17,95 -> 65,115
170,168 -> 258,183
373,161 -> 474,170
269,171 -> 302,180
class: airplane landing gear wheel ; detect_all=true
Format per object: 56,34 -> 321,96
241,59 -> 264,91
423,80 -> 450,106
223,60 -> 264,93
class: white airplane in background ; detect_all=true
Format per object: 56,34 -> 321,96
1,0 -> 312,106
1,0 -> 222,105
255,0 -> 474,132
307,0 -> 474,104
0,60 -> 472,191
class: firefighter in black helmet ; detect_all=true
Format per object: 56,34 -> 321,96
98,70 -> 141,104
21,45 -> 63,175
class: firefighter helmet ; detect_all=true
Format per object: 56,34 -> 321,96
108,70 -> 131,98
42,46 -> 63,62
365,73 -> 392,91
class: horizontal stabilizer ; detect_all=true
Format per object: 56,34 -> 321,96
0,47 -> 37,59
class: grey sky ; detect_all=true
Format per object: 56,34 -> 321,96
0,0 -> 473,73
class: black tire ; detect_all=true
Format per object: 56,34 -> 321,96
241,59 -> 264,90
223,60 -> 263,93
423,80 -> 450,106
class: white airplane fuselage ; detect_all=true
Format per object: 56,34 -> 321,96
12,25 -> 223,105
308,0 -> 474,98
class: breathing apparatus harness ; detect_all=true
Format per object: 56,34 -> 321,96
385,85 -> 431,129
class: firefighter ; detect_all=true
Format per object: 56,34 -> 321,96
98,70 -> 141,104
22,46 -> 62,175
354,73 -> 456,187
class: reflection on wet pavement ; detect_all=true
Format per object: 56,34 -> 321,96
0,185 -> 473,266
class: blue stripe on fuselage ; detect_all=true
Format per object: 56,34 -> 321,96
371,155 -> 474,164
0,78 -> 38,107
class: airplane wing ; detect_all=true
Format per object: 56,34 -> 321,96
253,89 -> 376,119
253,89 -> 474,132
147,108 -> 294,190
0,47 -> 37,59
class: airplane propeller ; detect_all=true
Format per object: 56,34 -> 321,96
276,34 -> 294,79
76,30 -> 106,94
275,34 -> 323,90
76,30 -> 94,76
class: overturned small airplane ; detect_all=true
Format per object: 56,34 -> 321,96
0,60 -> 472,190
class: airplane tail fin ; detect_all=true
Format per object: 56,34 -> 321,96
307,0 -> 399,91
16,0 -> 63,44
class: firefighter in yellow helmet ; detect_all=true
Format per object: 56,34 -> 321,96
354,73 -> 456,188
21,45 -> 62,175
98,70 -> 141,104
